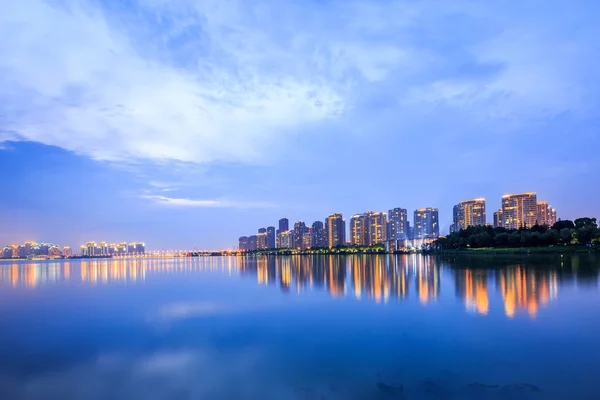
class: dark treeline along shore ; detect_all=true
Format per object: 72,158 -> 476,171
432,217 -> 600,253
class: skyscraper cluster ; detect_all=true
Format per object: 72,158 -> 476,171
80,241 -> 145,256
1,242 -> 64,259
450,193 -> 557,233
238,207 -> 440,251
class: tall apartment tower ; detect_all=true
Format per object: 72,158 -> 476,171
493,209 -> 503,228
350,214 -> 368,246
238,236 -> 249,251
279,218 -> 289,233
388,208 -> 409,240
536,201 -> 557,227
502,193 -> 538,229
326,213 -> 346,248
311,221 -> 328,248
452,198 -> 486,231
293,221 -> 308,249
365,211 -> 387,245
414,208 -> 440,240
266,226 -> 276,249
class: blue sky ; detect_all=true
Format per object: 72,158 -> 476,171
1,0 -> 599,249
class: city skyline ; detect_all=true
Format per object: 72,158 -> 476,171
1,0 -> 599,249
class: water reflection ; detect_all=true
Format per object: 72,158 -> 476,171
1,254 -> 598,319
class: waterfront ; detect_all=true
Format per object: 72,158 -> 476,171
1,254 -> 599,399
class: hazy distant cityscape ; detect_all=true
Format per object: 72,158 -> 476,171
1,241 -> 146,260
239,192 -> 558,251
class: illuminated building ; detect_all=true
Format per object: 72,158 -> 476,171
86,242 -> 97,256
279,218 -> 289,233
537,201 -> 557,226
267,226 -> 276,249
302,228 -> 313,250
279,230 -> 293,249
238,236 -> 249,251
293,221 -> 308,249
451,198 -> 486,232
63,246 -> 73,257
388,208 -> 409,240
502,192 -> 538,229
493,209 -> 503,228
248,235 -> 258,251
350,214 -> 368,246
257,228 -> 267,250
326,213 -> 346,248
366,211 -> 387,245
414,208 -> 439,240
2,244 -> 17,258
311,221 -> 328,248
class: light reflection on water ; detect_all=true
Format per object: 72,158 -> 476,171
0,254 -> 599,399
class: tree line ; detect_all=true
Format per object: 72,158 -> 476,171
433,218 -> 600,250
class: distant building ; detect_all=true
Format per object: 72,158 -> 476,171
293,221 -> 308,249
388,208 -> 409,240
279,218 -> 289,233
326,213 -> 346,248
279,230 -> 293,249
238,236 -> 249,251
452,198 -> 486,232
248,235 -> 258,251
63,246 -> 73,257
266,227 -> 276,249
302,228 -> 313,250
537,201 -> 557,227
365,211 -> 387,245
414,208 -> 439,240
311,221 -> 328,248
493,209 -> 503,228
502,192 -> 537,229
257,228 -> 268,250
350,214 -> 367,246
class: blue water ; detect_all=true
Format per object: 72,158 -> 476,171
1,254 -> 599,399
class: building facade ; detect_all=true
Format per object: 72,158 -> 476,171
266,226 -> 276,249
414,208 -> 440,240
366,211 -> 387,245
311,221 -> 328,248
493,209 -> 503,228
388,208 -> 409,240
326,213 -> 346,248
502,193 -> 538,229
279,230 -> 293,249
452,198 -> 486,232
248,235 -> 258,251
238,236 -> 249,251
293,221 -> 308,249
536,201 -> 557,227
350,214 -> 368,246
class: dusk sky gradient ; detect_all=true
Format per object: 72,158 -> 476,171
1,0 -> 599,249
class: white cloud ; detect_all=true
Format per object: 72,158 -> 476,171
142,195 -> 274,209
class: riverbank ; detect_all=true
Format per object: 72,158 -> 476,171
432,245 -> 599,255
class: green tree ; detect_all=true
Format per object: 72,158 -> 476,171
574,218 -> 598,229
552,220 -> 575,231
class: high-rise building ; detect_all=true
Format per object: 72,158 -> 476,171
248,235 -> 258,251
280,230 -> 293,249
414,208 -> 439,240
302,228 -> 313,250
493,209 -> 503,228
257,228 -> 268,250
502,193 -> 537,229
350,214 -> 368,246
326,213 -> 346,248
267,227 -> 276,249
63,246 -> 73,257
536,201 -> 557,227
293,221 -> 308,249
279,218 -> 289,233
365,211 -> 387,245
388,208 -> 409,240
452,198 -> 486,232
311,221 -> 328,248
238,236 -> 249,251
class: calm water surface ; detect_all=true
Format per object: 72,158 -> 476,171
1,254 -> 599,399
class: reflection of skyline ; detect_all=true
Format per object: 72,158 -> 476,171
1,255 -> 596,318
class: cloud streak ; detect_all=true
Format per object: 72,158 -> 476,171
142,195 -> 275,209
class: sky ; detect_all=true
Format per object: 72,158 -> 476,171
1,0 -> 599,250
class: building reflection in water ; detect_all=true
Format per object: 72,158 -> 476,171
2,255 -> 596,318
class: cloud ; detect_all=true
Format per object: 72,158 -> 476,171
1,0 -> 597,167
142,195 -> 275,209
